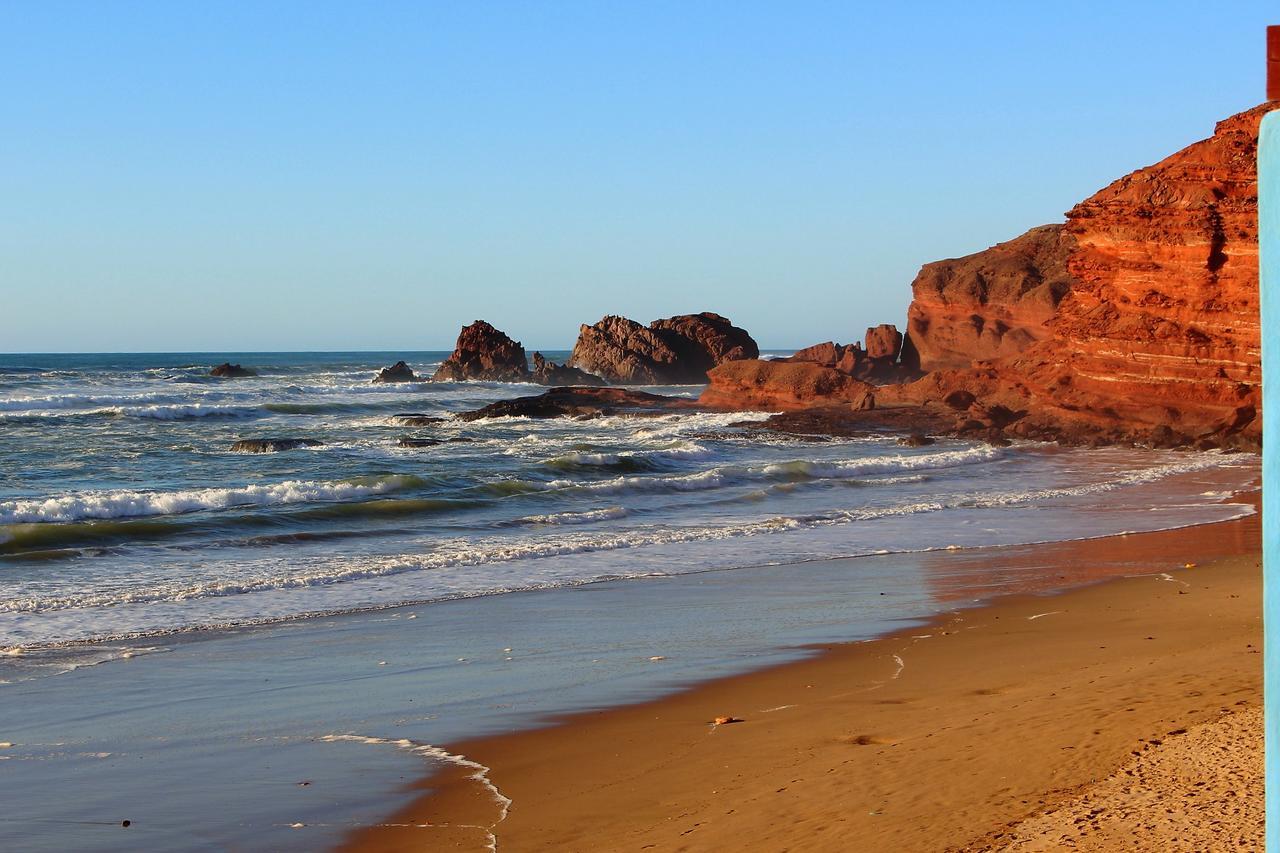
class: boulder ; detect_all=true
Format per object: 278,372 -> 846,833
568,312 -> 758,384
210,363 -> 257,378
372,361 -> 419,383
432,321 -> 531,382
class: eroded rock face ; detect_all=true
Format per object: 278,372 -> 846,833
372,361 -> 419,383
893,103 -> 1268,449
568,312 -> 757,384
699,360 -> 876,412
1043,104 -> 1265,445
210,363 -> 257,378
903,225 -> 1075,372
432,321 -> 530,382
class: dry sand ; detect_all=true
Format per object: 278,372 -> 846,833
346,499 -> 1262,852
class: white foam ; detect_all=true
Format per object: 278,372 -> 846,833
0,476 -> 422,524
105,403 -> 263,420
516,507 -> 628,525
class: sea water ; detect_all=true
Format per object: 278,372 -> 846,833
0,352 -> 1260,850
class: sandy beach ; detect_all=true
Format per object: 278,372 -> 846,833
346,497 -> 1262,852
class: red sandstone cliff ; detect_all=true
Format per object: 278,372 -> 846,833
903,225 -> 1075,372
705,103 -> 1269,449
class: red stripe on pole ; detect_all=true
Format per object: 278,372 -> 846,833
1269,26 -> 1280,101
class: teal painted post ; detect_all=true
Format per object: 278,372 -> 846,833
1264,107 -> 1280,852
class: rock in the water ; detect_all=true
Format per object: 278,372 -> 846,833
699,360 -> 876,412
432,321 -> 531,382
231,438 -> 323,453
568,312 -> 758,384
372,361 -> 419,383
392,413 -> 446,426
458,386 -> 700,421
210,362 -> 257,378
530,352 -> 604,386
897,434 -> 935,447
397,437 -> 442,448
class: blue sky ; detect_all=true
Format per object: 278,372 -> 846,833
2,1 -> 1274,352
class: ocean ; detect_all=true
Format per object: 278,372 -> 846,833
0,351 -> 1260,850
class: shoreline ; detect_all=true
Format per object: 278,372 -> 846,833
344,492 -> 1262,852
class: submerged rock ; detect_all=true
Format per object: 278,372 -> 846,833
210,363 -> 257,378
392,413 -> 447,426
372,361 -> 419,383
396,437 -> 442,448
230,438 -> 323,453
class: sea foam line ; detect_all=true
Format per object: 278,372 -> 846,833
319,735 -> 510,851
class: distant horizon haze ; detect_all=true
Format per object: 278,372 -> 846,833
3,2 -> 1274,352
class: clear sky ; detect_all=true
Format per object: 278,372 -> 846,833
2,1 -> 1275,352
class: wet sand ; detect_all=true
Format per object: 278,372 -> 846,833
345,496 -> 1262,852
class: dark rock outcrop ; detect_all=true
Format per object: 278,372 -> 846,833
432,321 -> 531,383
230,438 -> 323,453
568,312 -> 757,384
530,352 -> 604,386
392,413 -> 446,426
210,363 -> 257,378
458,386 -> 700,421
372,361 -> 420,383
397,437 -> 442,448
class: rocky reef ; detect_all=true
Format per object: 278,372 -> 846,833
568,312 -> 757,384
457,386 -> 701,421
